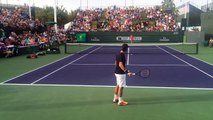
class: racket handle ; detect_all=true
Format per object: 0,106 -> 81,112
132,73 -> 136,75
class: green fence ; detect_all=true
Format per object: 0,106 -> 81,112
18,45 -> 40,55
75,32 -> 184,43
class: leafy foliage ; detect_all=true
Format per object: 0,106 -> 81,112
161,0 -> 179,19
35,6 -> 77,26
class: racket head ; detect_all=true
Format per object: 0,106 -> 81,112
138,68 -> 150,78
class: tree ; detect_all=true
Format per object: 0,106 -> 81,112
36,6 -> 55,22
68,9 -> 78,22
56,5 -> 70,26
161,0 -> 176,14
35,6 -> 75,26
161,0 -> 179,20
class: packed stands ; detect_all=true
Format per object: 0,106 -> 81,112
0,7 -> 68,57
70,6 -> 178,32
0,5 -> 180,57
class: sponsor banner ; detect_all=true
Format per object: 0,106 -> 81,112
160,37 -> 170,42
116,36 -> 142,41
90,37 -> 100,42
85,32 -> 183,43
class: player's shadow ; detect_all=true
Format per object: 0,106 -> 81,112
128,93 -> 213,105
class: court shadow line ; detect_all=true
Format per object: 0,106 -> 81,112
0,99 -> 111,112
127,93 -> 213,106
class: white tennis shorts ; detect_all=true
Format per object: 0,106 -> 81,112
115,74 -> 126,87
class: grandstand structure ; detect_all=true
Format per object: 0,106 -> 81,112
67,5 -> 184,43
175,1 -> 213,44
177,2 -> 203,28
0,3 -> 36,19
200,1 -> 213,40
70,6 -> 178,32
201,0 -> 213,12
201,11 -> 213,39
0,4 -> 67,58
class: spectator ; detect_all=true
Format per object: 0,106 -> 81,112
0,29 -> 6,41
0,7 -> 69,58
70,6 -> 178,32
209,37 -> 213,47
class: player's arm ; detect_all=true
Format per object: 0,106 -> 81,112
118,61 -> 125,72
118,61 -> 133,76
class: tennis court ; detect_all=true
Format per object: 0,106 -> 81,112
2,43 -> 213,89
1,43 -> 213,120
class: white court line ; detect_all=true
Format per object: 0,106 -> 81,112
71,63 -> 114,66
70,63 -> 190,67
167,45 -> 213,66
127,47 -> 130,65
158,46 -> 213,79
30,46 -> 103,85
1,53 -> 75,84
1,46 -> 94,84
165,45 -> 213,66
130,64 -> 190,67
188,55 -> 213,66
130,48 -> 159,50
2,83 -> 213,91
100,47 -> 159,49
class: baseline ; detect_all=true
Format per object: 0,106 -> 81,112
1,83 -> 213,91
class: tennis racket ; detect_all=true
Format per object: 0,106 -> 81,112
132,68 -> 150,78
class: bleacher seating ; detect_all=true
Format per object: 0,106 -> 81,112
70,6 -> 178,32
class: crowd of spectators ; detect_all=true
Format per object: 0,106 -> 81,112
70,6 -> 178,32
0,5 -> 179,57
0,7 -> 68,57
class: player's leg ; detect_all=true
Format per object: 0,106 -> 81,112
117,87 -> 128,106
118,87 -> 123,100
113,85 -> 119,103
115,74 -> 128,106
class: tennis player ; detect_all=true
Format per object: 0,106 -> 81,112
113,43 -> 132,106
